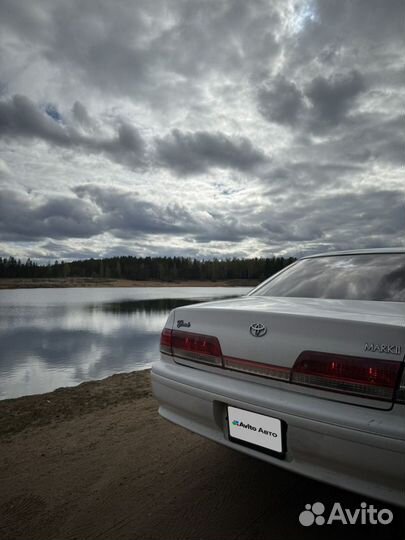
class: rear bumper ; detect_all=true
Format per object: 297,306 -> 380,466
151,358 -> 405,507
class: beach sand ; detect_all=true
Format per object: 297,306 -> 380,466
0,371 -> 403,540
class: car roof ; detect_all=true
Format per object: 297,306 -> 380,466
302,247 -> 405,259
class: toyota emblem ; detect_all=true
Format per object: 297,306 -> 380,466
249,323 -> 267,337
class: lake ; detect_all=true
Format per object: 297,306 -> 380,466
0,287 -> 251,400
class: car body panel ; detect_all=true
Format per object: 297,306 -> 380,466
172,296 -> 404,410
151,250 -> 405,505
152,358 -> 405,507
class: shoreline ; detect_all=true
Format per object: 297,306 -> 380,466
0,371 -> 152,437
0,277 -> 258,290
1,371 -> 403,539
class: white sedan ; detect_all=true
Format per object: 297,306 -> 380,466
151,249 -> 405,506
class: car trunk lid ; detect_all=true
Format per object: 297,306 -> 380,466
169,296 -> 404,410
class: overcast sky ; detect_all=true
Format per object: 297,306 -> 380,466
0,0 -> 404,261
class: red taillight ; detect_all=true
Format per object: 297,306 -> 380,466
292,351 -> 402,401
396,366 -> 405,403
160,329 -> 223,366
223,356 -> 290,381
160,328 -> 173,355
161,329 -> 404,404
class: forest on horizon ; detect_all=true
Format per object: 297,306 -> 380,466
0,255 -> 296,282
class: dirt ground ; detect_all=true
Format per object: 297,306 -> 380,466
0,371 -> 404,540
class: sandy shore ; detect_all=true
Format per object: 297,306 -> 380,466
0,371 -> 403,540
0,278 -> 258,290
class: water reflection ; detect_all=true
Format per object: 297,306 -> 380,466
255,254 -> 405,302
0,287 -> 250,399
87,297 -> 212,314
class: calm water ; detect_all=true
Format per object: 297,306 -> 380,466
0,287 -> 250,400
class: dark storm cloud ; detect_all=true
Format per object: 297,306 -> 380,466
0,186 -> 194,241
258,77 -> 304,125
0,189 -> 100,241
1,183 -> 403,257
74,184 -> 263,243
0,94 -> 70,144
73,184 -> 195,237
155,129 -> 268,175
0,184 -> 264,246
305,71 -> 365,131
0,94 -> 271,175
0,95 -> 146,168
80,184 -> 404,250
257,70 -> 366,132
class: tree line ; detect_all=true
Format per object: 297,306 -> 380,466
0,255 -> 296,281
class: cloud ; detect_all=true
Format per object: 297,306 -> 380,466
257,70 -> 366,132
1,183 -> 403,261
0,95 -> 270,175
0,0 -> 404,259
72,101 -> 92,129
0,158 -> 11,177
0,94 -> 146,168
0,0 -> 282,107
0,324 -> 159,394
0,183 -> 270,250
73,184 -> 194,237
0,189 -> 100,241
305,70 -> 365,131
251,188 -> 405,258
155,129 -> 269,175
0,94 -> 70,144
0,186 -> 193,241
314,0 -> 405,46
258,77 -> 305,125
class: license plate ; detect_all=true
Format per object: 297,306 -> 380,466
227,406 -> 284,454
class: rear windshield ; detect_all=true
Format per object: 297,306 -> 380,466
252,254 -> 405,302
